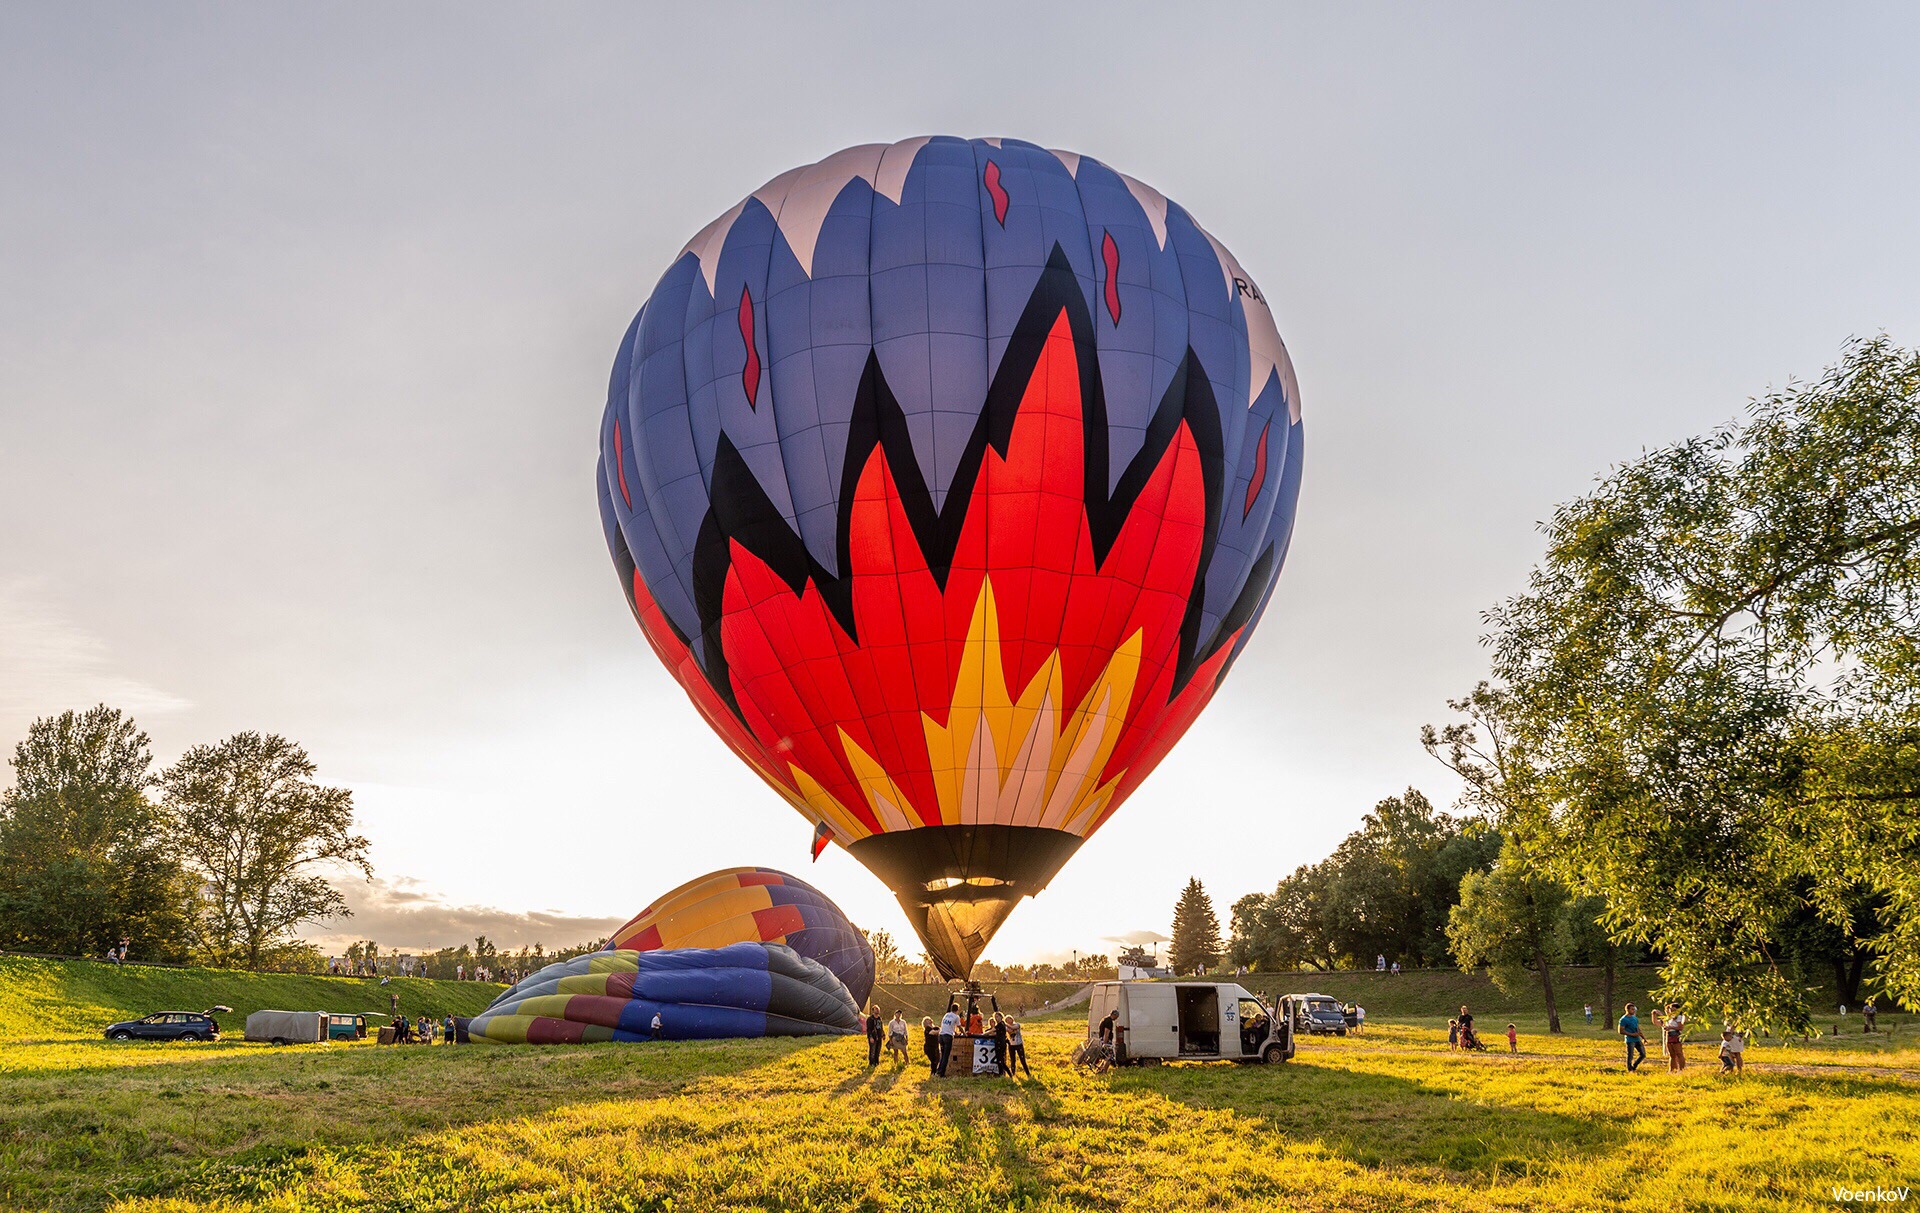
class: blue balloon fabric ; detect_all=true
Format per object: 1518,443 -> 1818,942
465,942 -> 860,1043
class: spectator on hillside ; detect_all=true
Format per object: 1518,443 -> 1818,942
886,1011 -> 909,1064
1376,954 -> 1386,972
1008,1018 -> 1031,1076
922,1016 -> 939,1074
1390,961 -> 1400,975
865,1005 -> 884,1066
390,991 -> 400,1017
118,937 -> 130,964
1664,1004 -> 1687,1072
1620,1002 -> 1647,1072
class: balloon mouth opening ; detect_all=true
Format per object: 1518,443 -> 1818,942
923,876 -> 1015,894
847,825 -> 1083,979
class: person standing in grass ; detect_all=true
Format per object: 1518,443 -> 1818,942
1663,1004 -> 1687,1072
992,1013 -> 1011,1075
1865,999 -> 1877,1033
1620,1002 -> 1646,1072
886,1011 -> 909,1064
922,1016 -> 939,1074
865,1005 -> 883,1066
1506,1023 -> 1518,1053
1448,1018 -> 1459,1050
442,1014 -> 455,1045
1008,1019 -> 1031,1076
937,1002 -> 960,1076
1724,1025 -> 1745,1074
1584,1003 -> 1593,1025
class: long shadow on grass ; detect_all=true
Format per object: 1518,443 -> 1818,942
0,1035 -> 841,1213
1119,1055 -> 1623,1177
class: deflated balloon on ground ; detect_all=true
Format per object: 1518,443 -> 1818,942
465,943 -> 860,1044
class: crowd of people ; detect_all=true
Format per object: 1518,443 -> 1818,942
325,956 -> 524,984
860,1002 -> 1031,1077
1445,998 -> 1762,1075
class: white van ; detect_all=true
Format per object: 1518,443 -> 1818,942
1087,981 -> 1294,1064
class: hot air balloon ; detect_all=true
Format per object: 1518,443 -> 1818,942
466,943 -> 860,1044
606,867 -> 875,1007
597,137 -> 1303,979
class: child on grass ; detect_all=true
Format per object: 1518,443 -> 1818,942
1448,1018 -> 1459,1050
1506,1023 -> 1518,1053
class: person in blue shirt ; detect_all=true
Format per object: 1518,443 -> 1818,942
1619,1002 -> 1647,1072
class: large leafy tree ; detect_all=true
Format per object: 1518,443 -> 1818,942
1227,791 -> 1499,972
1170,878 -> 1222,974
0,706 -> 193,960
160,732 -> 370,969
1445,337 -> 1920,1030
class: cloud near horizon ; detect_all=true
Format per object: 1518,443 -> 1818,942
305,874 -> 627,956
0,579 -> 190,740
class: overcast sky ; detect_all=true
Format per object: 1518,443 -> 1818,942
3,3 -> 1917,962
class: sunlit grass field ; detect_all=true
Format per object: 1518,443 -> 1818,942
1,958 -> 1914,1212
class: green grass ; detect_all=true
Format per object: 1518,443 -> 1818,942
0,958 -> 1912,1212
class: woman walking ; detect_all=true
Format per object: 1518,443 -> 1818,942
865,1005 -> 884,1066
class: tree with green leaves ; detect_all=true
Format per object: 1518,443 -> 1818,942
1435,337 -> 1920,1031
0,706 -> 193,960
865,928 -> 914,983
160,732 -> 371,969
1170,877 -> 1221,974
1446,842 -> 1570,1031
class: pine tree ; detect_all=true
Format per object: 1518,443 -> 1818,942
1170,878 -> 1222,975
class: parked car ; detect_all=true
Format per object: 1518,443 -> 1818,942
103,1008 -> 228,1042
1289,993 -> 1349,1036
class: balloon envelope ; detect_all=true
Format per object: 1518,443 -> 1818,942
466,943 -> 860,1043
606,867 -> 875,1007
597,137 -> 1303,978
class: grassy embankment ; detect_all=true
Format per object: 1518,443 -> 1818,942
0,956 -> 1913,1212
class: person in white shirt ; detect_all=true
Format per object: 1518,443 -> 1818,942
937,1004 -> 961,1076
650,1011 -> 663,1038
1723,1026 -> 1745,1074
1354,1005 -> 1367,1033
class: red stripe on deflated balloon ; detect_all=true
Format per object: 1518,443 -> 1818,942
753,904 -> 807,940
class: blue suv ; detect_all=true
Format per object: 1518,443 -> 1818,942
103,1009 -> 226,1042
